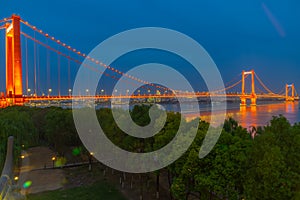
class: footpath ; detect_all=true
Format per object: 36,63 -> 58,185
18,147 -> 65,194
16,146 -> 172,199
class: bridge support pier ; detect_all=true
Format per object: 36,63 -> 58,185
240,97 -> 256,106
251,97 -> 257,106
240,97 -> 247,106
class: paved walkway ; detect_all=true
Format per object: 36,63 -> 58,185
16,146 -> 172,199
18,147 -> 65,194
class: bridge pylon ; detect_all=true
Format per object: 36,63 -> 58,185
240,70 -> 257,106
5,14 -> 23,106
286,84 -> 295,101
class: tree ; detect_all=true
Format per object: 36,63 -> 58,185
0,107 -> 38,168
45,107 -> 79,154
171,118 -> 252,199
244,115 -> 300,199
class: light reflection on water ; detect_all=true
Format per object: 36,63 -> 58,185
183,102 -> 300,127
65,100 -> 300,128
109,101 -> 300,127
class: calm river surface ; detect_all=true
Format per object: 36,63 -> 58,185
61,100 -> 300,128
180,101 -> 300,127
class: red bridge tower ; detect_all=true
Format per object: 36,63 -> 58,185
241,70 -> 257,106
5,14 -> 23,105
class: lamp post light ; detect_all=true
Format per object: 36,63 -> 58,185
86,89 -> 89,96
14,176 -> 19,184
52,156 -> 56,168
18,155 -> 25,169
48,88 -> 52,97
89,152 -> 94,171
68,89 -> 72,96
101,89 -> 104,96
27,88 -> 31,96
126,89 -> 130,96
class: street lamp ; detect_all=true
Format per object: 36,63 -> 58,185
48,88 -> 52,97
52,156 -> 56,168
27,88 -> 31,96
68,89 -> 72,96
89,152 -> 94,171
86,89 -> 89,96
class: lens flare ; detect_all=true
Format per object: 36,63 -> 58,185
262,2 -> 285,37
23,180 -> 32,189
72,147 -> 82,156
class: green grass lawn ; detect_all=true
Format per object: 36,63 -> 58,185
27,181 -> 127,200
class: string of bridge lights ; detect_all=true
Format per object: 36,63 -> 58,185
21,31 -> 159,95
2,16 -> 281,97
20,19 -> 181,95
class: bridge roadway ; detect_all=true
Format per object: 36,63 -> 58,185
22,93 -> 296,101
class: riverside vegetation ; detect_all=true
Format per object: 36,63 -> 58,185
0,105 -> 299,199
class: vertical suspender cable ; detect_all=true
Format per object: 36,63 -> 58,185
25,37 -> 29,96
68,53 -> 71,93
58,49 -> 61,97
37,44 -> 40,96
33,32 -> 37,96
46,39 -> 50,94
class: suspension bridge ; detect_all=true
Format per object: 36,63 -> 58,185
0,14 -> 298,108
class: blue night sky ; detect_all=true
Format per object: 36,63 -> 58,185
0,0 -> 300,95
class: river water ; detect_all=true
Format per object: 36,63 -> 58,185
107,100 -> 300,127
44,100 -> 300,128
180,101 -> 300,127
